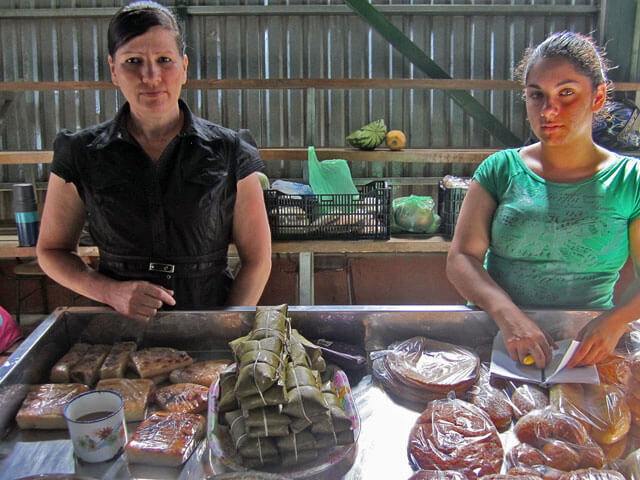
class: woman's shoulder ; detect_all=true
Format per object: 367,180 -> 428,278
54,118 -> 116,151
187,114 -> 241,144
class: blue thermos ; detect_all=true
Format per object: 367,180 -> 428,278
12,183 -> 39,247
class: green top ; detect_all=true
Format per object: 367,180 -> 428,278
473,148 -> 640,309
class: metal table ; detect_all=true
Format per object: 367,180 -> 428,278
0,306 -> 602,479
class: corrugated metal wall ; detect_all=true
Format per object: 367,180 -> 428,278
0,0 -> 598,199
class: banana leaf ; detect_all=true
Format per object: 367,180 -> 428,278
275,430 -> 316,452
230,336 -> 284,361
218,369 -> 239,414
281,449 -> 318,467
251,304 -> 288,341
239,384 -> 288,410
235,363 -> 279,398
315,429 -> 355,448
285,364 -> 321,391
283,385 -> 329,419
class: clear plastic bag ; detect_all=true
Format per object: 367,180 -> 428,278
391,195 -> 441,234
408,395 -> 504,478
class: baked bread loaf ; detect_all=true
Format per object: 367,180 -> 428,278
49,343 -> 91,383
512,384 -> 549,419
154,382 -> 208,414
96,378 -> 154,422
468,365 -> 513,431
125,411 -> 205,466
551,383 -> 630,445
408,398 -> 503,479
100,341 -> 137,379
169,359 -> 232,387
129,347 -> 193,378
408,471 -> 468,480
69,344 -> 111,386
16,383 -> 89,429
558,469 -> 625,480
542,440 -> 580,471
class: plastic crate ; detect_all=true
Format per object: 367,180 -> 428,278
264,180 -> 391,240
438,177 -> 472,237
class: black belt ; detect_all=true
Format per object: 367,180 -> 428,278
98,249 -> 228,278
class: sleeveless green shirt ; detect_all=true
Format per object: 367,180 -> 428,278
474,149 -> 640,309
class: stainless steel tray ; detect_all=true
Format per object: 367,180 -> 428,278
0,306 -> 600,479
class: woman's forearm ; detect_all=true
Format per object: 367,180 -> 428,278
226,256 -> 272,306
37,247 -> 118,305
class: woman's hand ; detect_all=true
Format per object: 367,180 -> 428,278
567,313 -> 627,367
497,309 -> 556,369
106,280 -> 175,323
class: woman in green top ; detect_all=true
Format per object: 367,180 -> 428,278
447,31 -> 640,369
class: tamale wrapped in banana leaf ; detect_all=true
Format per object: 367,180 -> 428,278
290,330 -> 326,372
218,368 -> 239,415
250,304 -> 288,341
240,350 -> 283,371
317,392 -> 352,432
235,362 -> 280,397
275,430 -> 316,452
243,455 -> 280,468
230,336 -> 284,361
290,413 -> 330,434
283,385 -> 328,419
244,406 -> 291,438
239,384 -> 288,410
226,409 -> 280,459
314,429 -> 355,448
281,449 -> 318,467
285,364 -> 321,391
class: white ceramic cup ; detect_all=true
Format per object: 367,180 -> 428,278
63,389 -> 127,463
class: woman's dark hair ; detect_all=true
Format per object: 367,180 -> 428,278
108,1 -> 184,57
514,31 -> 611,93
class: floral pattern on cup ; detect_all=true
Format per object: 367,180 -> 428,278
76,422 -> 125,452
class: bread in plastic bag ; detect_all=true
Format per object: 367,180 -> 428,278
407,396 -> 503,478
372,336 -> 480,407
550,383 -> 631,446
511,384 -> 549,419
467,364 -> 514,431
408,470 -> 467,480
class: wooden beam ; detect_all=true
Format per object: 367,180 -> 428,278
0,148 -> 494,166
3,78 -> 640,92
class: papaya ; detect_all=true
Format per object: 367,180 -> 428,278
386,130 -> 406,150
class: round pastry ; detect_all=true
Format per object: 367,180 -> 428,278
512,385 -> 549,419
551,412 -> 590,446
542,440 -> 580,471
576,441 -> 606,469
584,384 -> 631,445
469,382 -> 513,432
508,443 -> 546,467
514,409 -> 554,448
408,471 -> 467,480
540,466 -> 566,480
408,398 -> 503,478
480,475 -> 540,480
386,337 -> 480,397
630,351 -> 640,381
600,434 -> 628,461
507,466 -> 544,479
558,469 -> 626,480
596,353 -> 631,387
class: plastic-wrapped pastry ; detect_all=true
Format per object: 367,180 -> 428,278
153,382 -> 208,414
468,364 -> 514,431
16,383 -> 89,429
169,359 -> 232,387
49,343 -> 91,383
69,344 -> 111,386
408,397 -> 503,479
512,384 -> 549,419
96,378 -> 153,422
125,411 -> 205,467
100,341 -> 137,379
129,347 -> 193,378
550,383 -> 630,446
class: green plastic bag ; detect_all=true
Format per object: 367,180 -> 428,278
308,146 -> 358,195
391,195 -> 441,234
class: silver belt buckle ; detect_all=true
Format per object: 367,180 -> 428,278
148,262 -> 175,273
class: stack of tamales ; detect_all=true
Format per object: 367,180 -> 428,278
218,304 -> 355,468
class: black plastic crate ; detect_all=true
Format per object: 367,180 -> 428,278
264,181 -> 391,240
438,177 -> 472,238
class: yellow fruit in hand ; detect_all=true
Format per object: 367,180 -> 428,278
386,130 -> 406,150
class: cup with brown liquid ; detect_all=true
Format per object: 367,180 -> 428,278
63,390 -> 126,463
